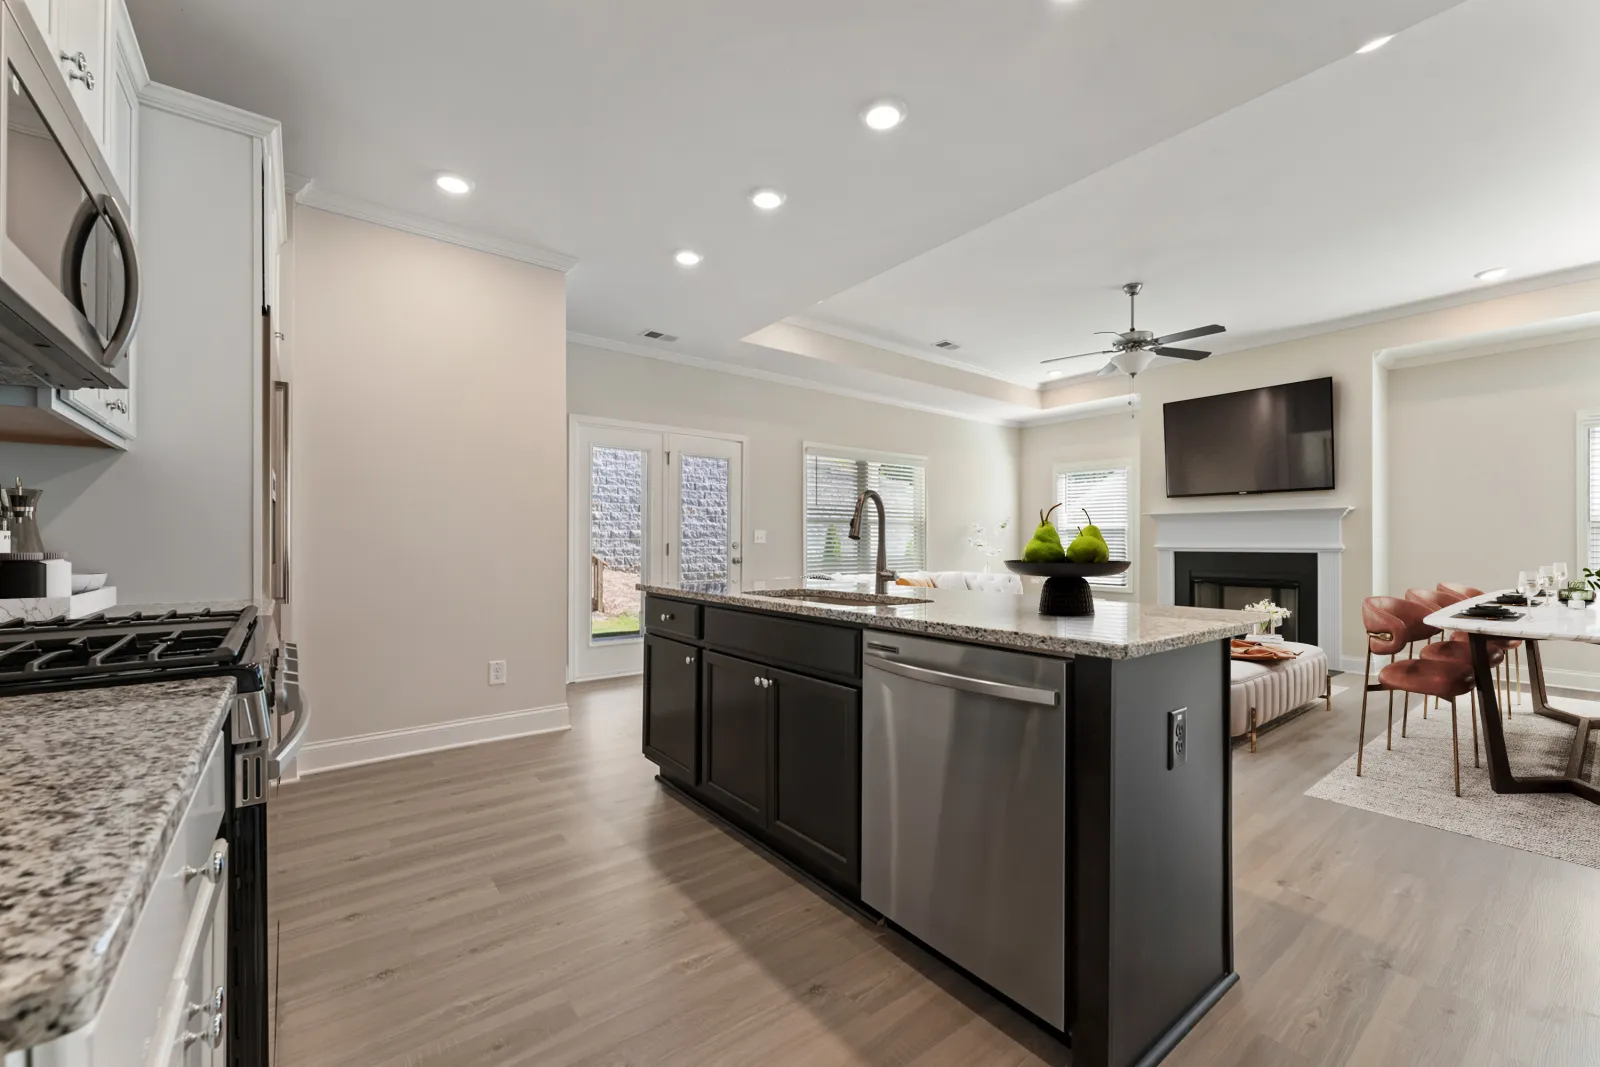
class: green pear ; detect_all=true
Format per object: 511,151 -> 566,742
1066,508 -> 1111,563
1023,504 -> 1068,562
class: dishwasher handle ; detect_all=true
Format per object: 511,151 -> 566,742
865,653 -> 1059,707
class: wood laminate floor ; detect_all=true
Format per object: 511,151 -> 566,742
269,679 -> 1600,1066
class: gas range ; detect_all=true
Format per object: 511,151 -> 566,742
0,605 -> 302,1067
0,606 -> 267,694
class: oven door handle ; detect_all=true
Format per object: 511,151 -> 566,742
269,684 -> 310,780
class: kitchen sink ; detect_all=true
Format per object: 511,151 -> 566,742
747,589 -> 932,607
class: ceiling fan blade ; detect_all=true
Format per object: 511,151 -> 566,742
1152,324 -> 1226,346
1095,362 -> 1121,378
1153,346 -> 1211,360
1041,349 -> 1115,365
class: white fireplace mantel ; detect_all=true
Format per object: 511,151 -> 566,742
1149,507 -> 1355,665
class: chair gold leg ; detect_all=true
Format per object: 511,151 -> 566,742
1357,651 -> 1372,776
1250,707 -> 1258,754
1471,693 -> 1480,767
1326,672 -> 1333,712
1401,691 -> 1409,739
1516,646 -> 1522,708
1450,698 -> 1462,797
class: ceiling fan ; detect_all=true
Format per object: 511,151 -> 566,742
1042,282 -> 1226,379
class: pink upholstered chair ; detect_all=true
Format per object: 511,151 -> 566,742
1359,597 -> 1476,796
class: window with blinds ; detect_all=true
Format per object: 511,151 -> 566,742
1585,419 -> 1600,569
1053,464 -> 1133,589
804,447 -> 928,576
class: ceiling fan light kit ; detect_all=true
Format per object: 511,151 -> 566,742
1044,281 -> 1227,380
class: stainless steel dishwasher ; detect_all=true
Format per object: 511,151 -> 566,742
861,631 -> 1069,1029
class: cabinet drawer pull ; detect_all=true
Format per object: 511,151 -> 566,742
684,656 -> 694,665
188,985 -> 225,1018
59,50 -> 88,72
182,849 -> 226,883
659,612 -> 673,622
182,1013 -> 224,1049
67,67 -> 96,89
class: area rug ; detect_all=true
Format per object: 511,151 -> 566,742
1306,697 -> 1600,869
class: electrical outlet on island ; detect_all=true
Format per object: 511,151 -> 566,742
488,660 -> 507,686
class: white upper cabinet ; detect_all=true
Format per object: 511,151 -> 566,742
53,0 -> 107,142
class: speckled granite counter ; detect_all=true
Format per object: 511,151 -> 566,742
0,677 -> 236,1053
639,580 -> 1261,660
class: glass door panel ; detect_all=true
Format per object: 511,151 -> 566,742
667,435 -> 743,593
589,445 -> 645,641
572,424 -> 661,682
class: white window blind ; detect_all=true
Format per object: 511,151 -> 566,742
1585,419 -> 1600,569
804,447 -> 927,576
1054,465 -> 1132,589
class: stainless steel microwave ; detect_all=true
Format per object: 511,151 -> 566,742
0,0 -> 138,389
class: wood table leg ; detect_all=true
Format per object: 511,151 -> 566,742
1472,635 -> 1600,804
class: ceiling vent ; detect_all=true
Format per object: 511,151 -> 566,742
639,330 -> 679,342
933,340 -> 961,351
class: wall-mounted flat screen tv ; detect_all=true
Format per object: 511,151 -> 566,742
1163,377 -> 1335,497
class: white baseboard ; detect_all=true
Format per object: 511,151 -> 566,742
294,704 -> 571,777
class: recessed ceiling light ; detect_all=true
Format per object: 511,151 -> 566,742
750,188 -> 786,211
1355,35 -> 1394,54
860,99 -> 907,132
435,173 -> 473,196
674,249 -> 703,267
1474,266 -> 1509,283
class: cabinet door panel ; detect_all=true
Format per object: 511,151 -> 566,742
643,635 -> 699,781
768,667 -> 861,886
701,651 -> 768,826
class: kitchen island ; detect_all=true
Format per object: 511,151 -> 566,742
638,580 -> 1260,1067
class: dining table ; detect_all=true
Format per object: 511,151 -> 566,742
1425,590 -> 1600,804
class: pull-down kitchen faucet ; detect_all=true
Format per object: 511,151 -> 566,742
848,490 -> 897,595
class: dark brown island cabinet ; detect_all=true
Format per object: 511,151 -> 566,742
639,588 -> 1252,1067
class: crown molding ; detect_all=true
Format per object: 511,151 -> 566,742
782,315 -> 1042,390
567,332 -> 1026,426
138,83 -> 281,139
1374,310 -> 1600,370
1014,393 -> 1140,427
294,184 -> 577,273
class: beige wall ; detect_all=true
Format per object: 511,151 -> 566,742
1389,336 -> 1600,679
294,208 -> 568,743
568,343 -> 1021,581
1025,276 -> 1600,665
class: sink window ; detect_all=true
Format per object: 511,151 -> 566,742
804,444 -> 927,578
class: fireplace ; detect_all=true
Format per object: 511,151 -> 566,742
1151,508 -> 1352,667
1175,551 -> 1319,647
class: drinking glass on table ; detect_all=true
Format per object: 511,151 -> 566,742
1555,562 -> 1569,593
1539,566 -> 1555,601
1517,571 -> 1532,601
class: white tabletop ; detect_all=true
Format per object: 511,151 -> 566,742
1424,591 -> 1600,645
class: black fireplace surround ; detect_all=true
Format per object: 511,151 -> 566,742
1174,551 -> 1318,647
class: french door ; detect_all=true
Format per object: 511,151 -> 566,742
570,419 -> 744,681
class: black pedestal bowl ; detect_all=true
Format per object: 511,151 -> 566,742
1003,560 -> 1133,617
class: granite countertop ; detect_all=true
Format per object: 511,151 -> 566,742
0,677 -> 237,1053
640,579 -> 1262,660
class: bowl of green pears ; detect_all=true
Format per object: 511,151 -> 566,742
1005,505 -> 1131,616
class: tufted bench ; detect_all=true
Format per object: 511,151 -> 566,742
1231,641 -> 1332,752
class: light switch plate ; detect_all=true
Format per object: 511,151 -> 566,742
753,529 -> 767,544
